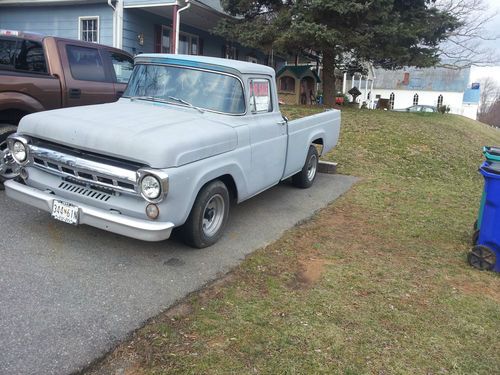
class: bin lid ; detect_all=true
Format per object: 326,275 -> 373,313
480,161 -> 500,176
483,146 -> 500,161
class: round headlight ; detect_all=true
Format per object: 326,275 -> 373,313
141,175 -> 161,200
12,141 -> 27,163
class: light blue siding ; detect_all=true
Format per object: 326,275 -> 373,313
122,8 -> 269,64
0,4 -> 113,46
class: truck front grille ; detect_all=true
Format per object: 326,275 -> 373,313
29,144 -> 138,195
58,181 -> 112,202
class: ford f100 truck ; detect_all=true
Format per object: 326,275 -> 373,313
5,54 -> 341,248
0,30 -> 133,188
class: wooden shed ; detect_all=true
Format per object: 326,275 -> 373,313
276,65 -> 321,105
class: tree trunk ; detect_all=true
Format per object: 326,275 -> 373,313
322,49 -> 336,107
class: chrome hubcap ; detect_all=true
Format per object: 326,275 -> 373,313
307,154 -> 317,181
202,194 -> 225,237
0,138 -> 20,179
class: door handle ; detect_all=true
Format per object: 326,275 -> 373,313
277,120 -> 287,126
68,88 -> 81,99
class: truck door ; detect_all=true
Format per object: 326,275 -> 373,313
104,50 -> 134,100
58,42 -> 116,107
247,78 -> 288,193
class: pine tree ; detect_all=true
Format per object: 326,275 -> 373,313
215,0 -> 460,106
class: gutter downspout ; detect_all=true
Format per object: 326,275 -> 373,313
174,0 -> 191,54
108,0 -> 124,49
107,0 -> 116,47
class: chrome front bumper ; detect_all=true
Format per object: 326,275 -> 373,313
4,180 -> 174,242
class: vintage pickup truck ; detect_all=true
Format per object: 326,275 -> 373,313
5,54 -> 340,248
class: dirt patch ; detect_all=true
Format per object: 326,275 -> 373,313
293,257 -> 334,288
454,279 -> 500,303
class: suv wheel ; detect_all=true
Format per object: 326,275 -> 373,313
0,125 -> 19,190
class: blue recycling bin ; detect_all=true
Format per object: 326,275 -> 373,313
469,162 -> 500,271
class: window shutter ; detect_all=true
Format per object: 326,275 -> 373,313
154,24 -> 162,53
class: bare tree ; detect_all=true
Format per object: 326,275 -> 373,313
479,99 -> 500,127
437,0 -> 500,68
478,76 -> 500,115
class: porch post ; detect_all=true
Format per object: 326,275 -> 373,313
342,72 -> 347,94
370,79 -> 374,108
364,77 -> 368,101
351,75 -> 354,88
171,4 -> 179,53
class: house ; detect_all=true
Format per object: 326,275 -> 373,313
369,66 -> 480,119
0,0 -> 280,67
276,65 -> 321,105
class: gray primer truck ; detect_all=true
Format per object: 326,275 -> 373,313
5,54 -> 340,248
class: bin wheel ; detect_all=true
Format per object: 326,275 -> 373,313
473,219 -> 478,231
472,230 -> 480,245
468,245 -> 496,271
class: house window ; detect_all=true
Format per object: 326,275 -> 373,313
413,93 -> 419,106
79,17 -> 99,43
279,76 -> 295,92
389,92 -> 395,109
160,26 -> 199,54
437,94 -> 443,108
161,26 -> 170,53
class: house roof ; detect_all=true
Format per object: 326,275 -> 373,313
373,66 -> 470,93
276,65 -> 321,83
136,54 -> 275,76
463,88 -> 480,104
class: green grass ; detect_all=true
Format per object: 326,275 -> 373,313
90,107 -> 500,375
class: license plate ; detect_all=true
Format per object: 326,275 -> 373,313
51,200 -> 79,225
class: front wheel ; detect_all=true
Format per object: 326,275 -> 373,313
0,124 -> 19,191
292,145 -> 319,189
181,180 -> 230,248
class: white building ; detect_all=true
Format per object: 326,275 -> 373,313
344,66 -> 480,120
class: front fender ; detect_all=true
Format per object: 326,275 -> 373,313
161,152 -> 250,226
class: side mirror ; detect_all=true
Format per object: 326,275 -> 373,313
282,115 -> 289,123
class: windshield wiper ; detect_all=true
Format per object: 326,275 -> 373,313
168,96 -> 205,114
129,95 -> 158,102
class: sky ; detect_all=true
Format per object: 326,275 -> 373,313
471,0 -> 500,84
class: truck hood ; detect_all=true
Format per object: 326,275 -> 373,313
18,100 -> 238,168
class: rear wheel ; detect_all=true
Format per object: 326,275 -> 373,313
292,145 -> 319,188
468,245 -> 496,271
0,124 -> 19,191
181,180 -> 230,248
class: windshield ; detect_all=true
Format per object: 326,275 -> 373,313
124,64 -> 246,115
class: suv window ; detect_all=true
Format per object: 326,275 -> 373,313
66,45 -> 106,81
0,38 -> 17,67
109,52 -> 133,83
15,40 -> 47,73
0,38 -> 47,73
249,79 -> 272,113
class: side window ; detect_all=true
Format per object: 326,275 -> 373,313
109,52 -> 134,83
249,79 -> 272,113
0,38 -> 17,67
66,45 -> 106,81
14,40 -> 47,73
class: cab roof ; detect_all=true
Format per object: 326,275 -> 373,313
136,54 -> 275,77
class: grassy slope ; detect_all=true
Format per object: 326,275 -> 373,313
91,107 -> 500,375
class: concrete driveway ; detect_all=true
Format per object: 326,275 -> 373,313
0,174 -> 357,375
